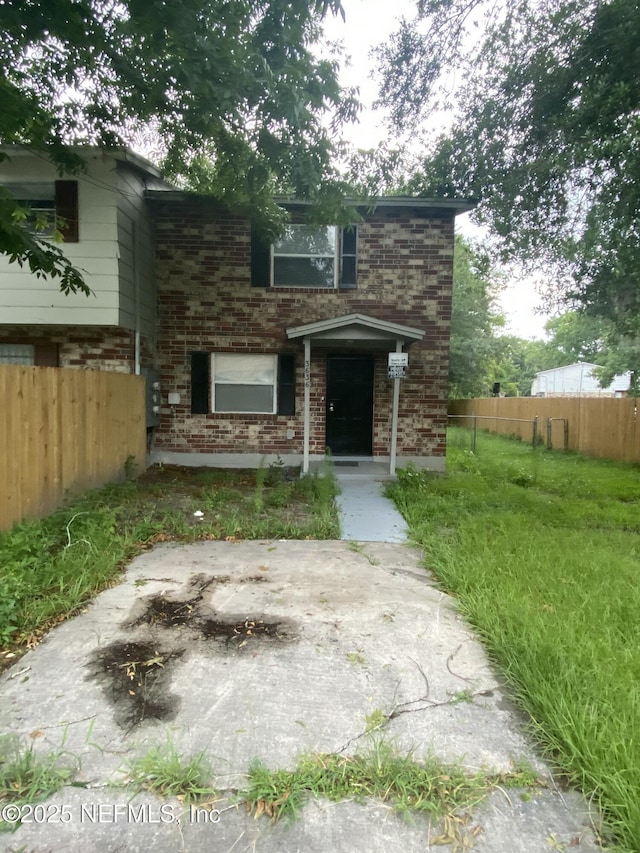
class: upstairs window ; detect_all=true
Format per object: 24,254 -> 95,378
251,224 -> 357,289
273,225 -> 337,288
5,182 -> 56,234
3,180 -> 78,242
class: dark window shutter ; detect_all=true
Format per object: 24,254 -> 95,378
277,354 -> 295,416
191,351 -> 210,414
251,227 -> 271,287
339,226 -> 357,289
34,344 -> 59,366
54,180 -> 79,242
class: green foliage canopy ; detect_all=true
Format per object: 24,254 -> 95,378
0,0 -> 359,291
448,236 -> 506,397
378,0 -> 640,339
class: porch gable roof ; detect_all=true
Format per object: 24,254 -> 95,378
286,313 -> 424,347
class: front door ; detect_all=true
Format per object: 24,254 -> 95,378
326,355 -> 374,455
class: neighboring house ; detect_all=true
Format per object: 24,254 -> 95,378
0,146 -> 475,473
531,363 -> 631,397
0,146 -> 165,374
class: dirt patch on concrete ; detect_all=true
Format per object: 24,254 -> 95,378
125,574 -> 221,629
87,641 -> 184,728
199,616 -> 289,645
87,571 -> 295,728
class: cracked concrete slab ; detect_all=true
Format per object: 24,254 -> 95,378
0,540 -> 602,852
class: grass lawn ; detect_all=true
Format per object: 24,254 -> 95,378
387,427 -> 640,853
0,461 -> 338,669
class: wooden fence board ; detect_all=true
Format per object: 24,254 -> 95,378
449,397 -> 640,463
0,367 -> 146,531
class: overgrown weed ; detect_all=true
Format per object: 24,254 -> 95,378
0,464 -> 339,661
124,741 -> 218,806
244,736 -> 539,830
0,735 -> 78,830
389,428 -> 640,852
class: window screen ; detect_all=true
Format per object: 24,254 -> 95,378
273,225 -> 337,288
211,354 -> 277,413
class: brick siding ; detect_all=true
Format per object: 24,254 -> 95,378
150,199 -> 454,464
0,326 -> 154,372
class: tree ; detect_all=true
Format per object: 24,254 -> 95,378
0,0 -> 359,291
593,335 -> 640,396
477,335 -> 551,398
541,312 -> 607,367
377,0 -> 640,348
541,311 -> 639,395
448,236 -> 506,397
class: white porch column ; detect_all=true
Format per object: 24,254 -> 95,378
389,338 -> 403,476
303,336 -> 311,474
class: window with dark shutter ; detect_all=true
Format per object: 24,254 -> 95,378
212,353 -> 277,413
190,351 -> 210,414
252,223 -> 358,289
277,354 -> 295,415
54,181 -> 79,243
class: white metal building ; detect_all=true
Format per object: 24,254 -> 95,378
531,362 -> 631,397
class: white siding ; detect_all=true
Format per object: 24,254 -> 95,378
115,164 -> 157,341
0,152 -> 149,328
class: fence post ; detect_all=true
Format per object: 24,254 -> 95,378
532,416 -> 538,448
473,415 -> 477,453
546,417 -> 552,450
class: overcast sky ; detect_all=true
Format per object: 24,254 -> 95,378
324,0 -> 552,340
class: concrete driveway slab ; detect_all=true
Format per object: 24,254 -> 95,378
0,541 -> 601,852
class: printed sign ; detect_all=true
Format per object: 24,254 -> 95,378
388,353 -> 408,367
388,365 -> 406,379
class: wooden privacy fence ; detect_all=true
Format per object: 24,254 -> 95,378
449,397 -> 640,464
0,366 -> 147,532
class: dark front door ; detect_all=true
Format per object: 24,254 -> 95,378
326,355 -> 374,455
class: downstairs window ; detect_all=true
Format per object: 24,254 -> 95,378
190,352 -> 295,415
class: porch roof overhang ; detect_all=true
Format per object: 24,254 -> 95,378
286,313 -> 424,349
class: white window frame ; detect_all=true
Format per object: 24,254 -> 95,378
211,353 -> 277,414
271,224 -> 339,289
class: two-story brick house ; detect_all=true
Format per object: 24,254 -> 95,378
149,192 -> 473,473
0,147 -> 474,473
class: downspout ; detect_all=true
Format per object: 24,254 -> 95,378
303,337 -> 311,474
134,331 -> 141,375
133,221 -> 141,375
389,339 -> 403,476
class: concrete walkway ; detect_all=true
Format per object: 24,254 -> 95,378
333,461 -> 409,543
0,468 -> 603,851
0,537 -> 601,852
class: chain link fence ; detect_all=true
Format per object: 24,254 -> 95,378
448,413 -> 569,452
